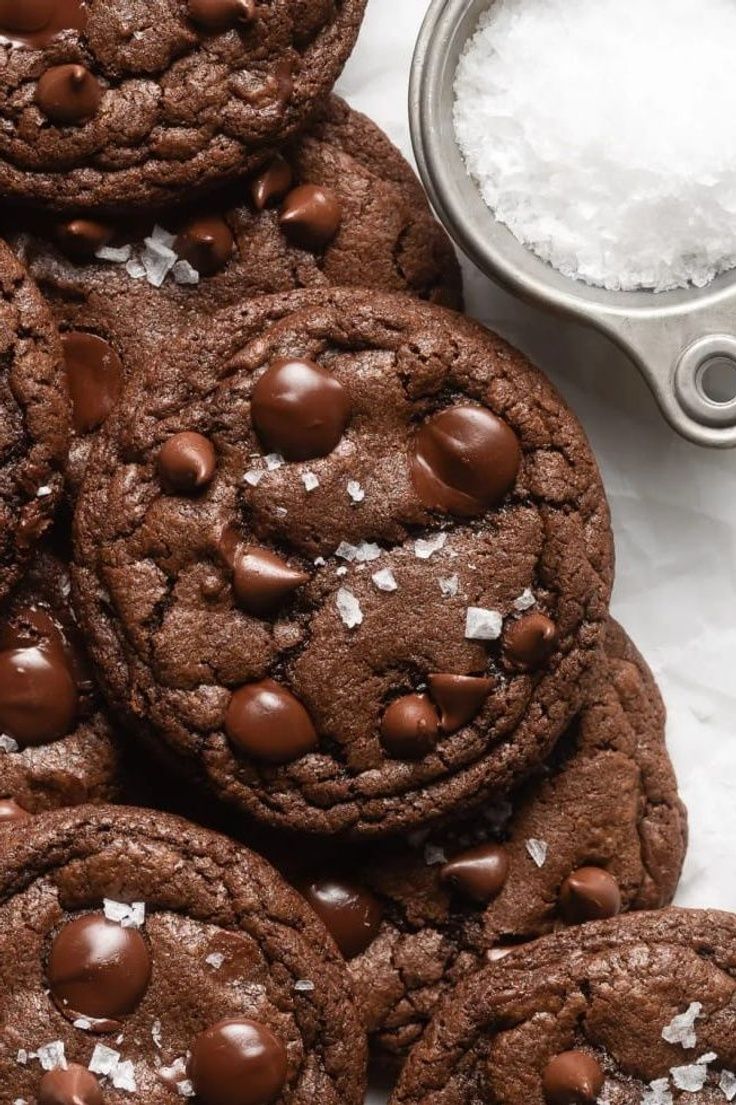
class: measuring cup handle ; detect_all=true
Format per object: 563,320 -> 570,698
593,312 -> 736,448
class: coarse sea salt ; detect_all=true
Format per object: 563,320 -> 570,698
454,0 -> 736,292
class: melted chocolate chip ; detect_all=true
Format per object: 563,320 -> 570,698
251,155 -> 293,211
504,612 -> 559,670
0,0 -> 86,47
62,332 -> 123,434
301,878 -> 383,959
55,218 -> 113,260
188,1017 -> 288,1105
36,64 -> 101,124
0,611 -> 78,748
542,1051 -> 605,1105
411,405 -> 521,517
380,693 -> 439,760
225,679 -> 318,763
47,914 -> 152,1024
38,1064 -> 103,1105
251,357 -> 350,461
279,184 -> 343,250
558,867 -> 621,924
187,0 -> 254,30
158,432 -> 217,493
440,843 -> 509,904
428,673 -> 494,733
174,214 -> 234,276
232,547 -> 309,616
0,797 -> 30,823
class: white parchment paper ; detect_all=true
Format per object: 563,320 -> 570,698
336,4 -> 736,1100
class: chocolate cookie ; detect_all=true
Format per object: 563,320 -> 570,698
0,804 -> 367,1104
391,908 -> 736,1105
0,546 -> 123,816
73,287 -> 614,837
285,621 -> 686,1056
0,0 -> 367,209
0,240 -> 68,601
7,97 -> 462,492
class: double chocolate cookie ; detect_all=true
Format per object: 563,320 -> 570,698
73,287 -> 614,837
0,0 -> 367,209
289,621 -> 687,1056
392,908 -> 736,1105
7,97 -> 462,492
0,804 -> 367,1103
0,546 -> 122,816
0,241 -> 68,603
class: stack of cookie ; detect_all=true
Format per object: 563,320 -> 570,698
0,3 -> 697,1103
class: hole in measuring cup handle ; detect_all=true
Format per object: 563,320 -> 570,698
675,335 -> 736,428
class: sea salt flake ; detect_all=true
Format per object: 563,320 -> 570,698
424,843 -> 447,866
465,606 -> 503,640
355,542 -> 381,562
698,1053 -> 718,1065
37,1041 -> 67,1071
96,245 -> 131,263
0,734 -> 18,752
671,1063 -> 709,1092
513,588 -> 536,611
335,541 -> 358,561
264,453 -> 284,470
525,838 -> 548,867
302,471 -> 319,491
125,257 -> 147,280
336,588 -> 363,629
415,533 -> 447,559
103,899 -> 145,928
336,566 -> 348,576
151,1019 -> 163,1048
36,485 -> 52,498
172,260 -> 200,285
642,1079 -> 673,1105
205,952 -> 225,969
16,1050 -> 28,1065
372,568 -> 398,592
347,480 -> 365,503
244,469 -> 264,487
150,224 -> 176,250
295,979 -> 315,992
314,556 -> 326,566
89,1045 -> 121,1076
111,1059 -> 137,1091
719,1071 -> 736,1100
662,1002 -> 703,1048
439,574 -> 460,597
177,1080 -> 196,1098
74,1018 -> 93,1030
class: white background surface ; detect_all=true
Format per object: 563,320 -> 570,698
336,3 -> 736,1100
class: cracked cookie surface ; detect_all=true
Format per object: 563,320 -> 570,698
6,97 -> 462,493
0,0 -> 366,209
391,908 -> 736,1105
0,804 -> 367,1103
278,620 -> 687,1057
73,287 -> 614,837
0,239 -> 68,602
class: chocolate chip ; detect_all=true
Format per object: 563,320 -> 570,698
187,0 -> 255,29
280,184 -> 343,250
47,914 -> 152,1024
251,155 -> 293,211
188,1017 -> 288,1105
428,673 -> 494,733
174,214 -> 234,276
0,797 -> 30,823
38,1065 -> 103,1105
0,0 -> 85,44
542,1051 -> 605,1105
504,612 -> 559,670
232,546 -> 309,616
440,843 -> 509,904
251,357 -> 350,461
380,693 -> 440,760
158,432 -> 217,493
558,867 -> 621,924
36,64 -> 101,125
411,405 -> 521,517
0,625 -> 78,748
225,679 -> 318,763
0,0 -> 52,31
62,332 -> 123,434
55,218 -> 113,260
301,878 -> 383,959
